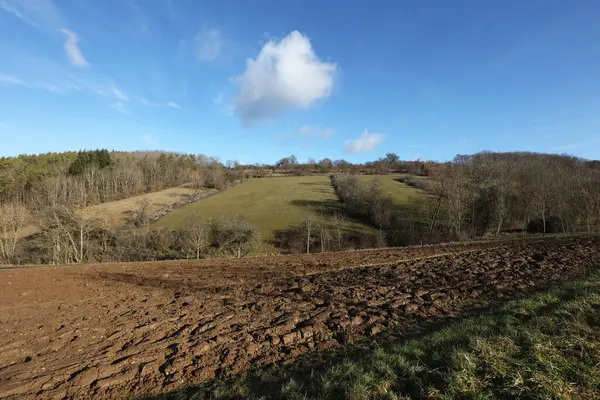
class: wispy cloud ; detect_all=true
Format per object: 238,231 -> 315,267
0,72 -> 79,93
458,137 -> 468,146
34,82 -> 63,93
65,75 -> 116,97
343,130 -> 384,154
110,82 -> 128,101
109,102 -> 131,114
0,73 -> 23,85
196,28 -> 223,62
0,0 -> 34,26
60,29 -> 89,67
139,97 -> 181,109
0,0 -> 62,29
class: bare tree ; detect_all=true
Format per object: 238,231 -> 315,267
303,216 -> 312,254
183,214 -> 210,259
131,198 -> 151,227
330,212 -> 345,251
41,206 -> 100,264
317,213 -> 330,252
0,203 -> 30,265
209,218 -> 258,258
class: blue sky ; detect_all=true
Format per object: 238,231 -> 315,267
1,0 -> 599,163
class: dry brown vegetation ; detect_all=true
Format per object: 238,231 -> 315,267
16,186 -> 211,239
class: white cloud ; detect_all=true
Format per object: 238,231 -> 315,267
458,137 -> 468,146
196,28 -> 223,62
110,82 -> 128,101
233,30 -> 336,124
60,29 -> 89,67
343,130 -> 384,154
139,97 -> 181,109
109,102 -> 130,114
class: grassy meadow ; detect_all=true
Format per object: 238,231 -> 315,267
154,175 -> 368,240
358,174 -> 424,207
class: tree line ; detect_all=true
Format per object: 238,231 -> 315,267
0,150 -> 248,212
426,152 -> 600,239
269,153 -> 428,176
17,205 -> 258,265
330,174 -> 425,247
328,152 -> 600,250
0,150 -> 251,265
1,149 -> 599,264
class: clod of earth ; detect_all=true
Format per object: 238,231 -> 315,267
0,237 -> 599,399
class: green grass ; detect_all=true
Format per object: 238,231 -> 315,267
155,176 -> 366,240
358,175 -> 423,207
151,269 -> 600,400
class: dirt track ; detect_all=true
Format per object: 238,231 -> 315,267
1,237 -> 599,399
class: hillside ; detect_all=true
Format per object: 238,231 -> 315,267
358,174 -> 424,206
1,150 -> 599,266
17,186 -> 214,239
155,175 -> 376,242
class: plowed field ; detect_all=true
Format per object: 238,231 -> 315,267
1,237 -> 599,399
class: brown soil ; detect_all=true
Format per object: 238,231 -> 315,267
1,237 -> 599,399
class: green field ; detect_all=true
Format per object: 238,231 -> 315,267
358,174 -> 424,206
155,175 -> 367,239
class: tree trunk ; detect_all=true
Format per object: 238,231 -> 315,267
306,219 -> 311,254
495,215 -> 503,237
429,194 -> 442,239
542,205 -> 547,236
80,226 -> 84,264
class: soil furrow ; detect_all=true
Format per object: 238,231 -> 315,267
0,237 -> 598,399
